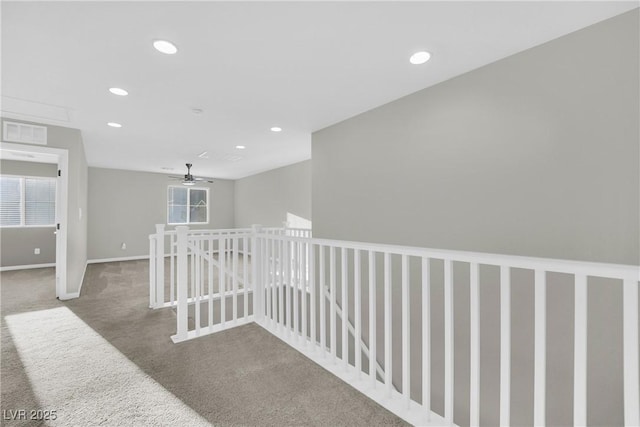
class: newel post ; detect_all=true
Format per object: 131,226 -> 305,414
173,225 -> 189,342
149,235 -> 156,308
154,224 -> 165,307
251,224 -> 263,321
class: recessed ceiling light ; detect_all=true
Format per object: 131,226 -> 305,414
109,87 -> 128,96
270,127 -> 282,132
107,122 -> 122,128
153,39 -> 178,55
409,51 -> 431,65
235,145 -> 246,150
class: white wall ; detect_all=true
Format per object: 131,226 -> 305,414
234,160 -> 311,228
312,10 -> 638,426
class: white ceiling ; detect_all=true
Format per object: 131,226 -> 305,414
2,1 -> 636,179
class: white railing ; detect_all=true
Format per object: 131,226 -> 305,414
152,227 -> 639,427
148,225 -> 255,309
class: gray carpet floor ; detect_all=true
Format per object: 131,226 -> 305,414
1,261 -> 407,426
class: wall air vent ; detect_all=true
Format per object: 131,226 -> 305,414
3,121 -> 48,145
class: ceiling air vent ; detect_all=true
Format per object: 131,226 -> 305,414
3,121 -> 48,145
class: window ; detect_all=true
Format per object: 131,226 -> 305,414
0,176 -> 56,227
167,186 -> 208,225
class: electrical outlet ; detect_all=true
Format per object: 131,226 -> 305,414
121,243 -> 126,250
34,248 -> 40,255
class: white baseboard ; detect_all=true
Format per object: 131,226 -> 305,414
87,255 -> 150,264
0,262 -> 56,272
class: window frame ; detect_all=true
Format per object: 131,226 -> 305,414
0,174 -> 57,228
166,185 -> 210,226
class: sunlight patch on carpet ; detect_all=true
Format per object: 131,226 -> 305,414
5,307 -> 211,426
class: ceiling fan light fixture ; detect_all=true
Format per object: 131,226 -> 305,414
182,181 -> 196,186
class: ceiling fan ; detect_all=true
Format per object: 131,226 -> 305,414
169,163 -> 214,186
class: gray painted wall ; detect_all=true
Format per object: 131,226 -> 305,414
234,160 -> 311,228
0,160 -> 57,267
312,10 -> 638,426
88,167 -> 235,260
0,119 -> 88,296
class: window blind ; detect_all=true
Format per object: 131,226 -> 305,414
0,176 -> 56,227
0,177 -> 22,226
25,178 -> 56,226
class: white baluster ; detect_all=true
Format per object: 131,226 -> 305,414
208,238 -> 213,328
534,269 -> 546,427
219,237 -> 226,327
402,254 -> 410,407
342,247 -> 348,369
195,238 -> 201,335
384,252 -> 392,397
354,249 -> 362,379
500,265 -> 511,427
243,236 -> 249,320
470,262 -> 480,427
310,244 -> 316,351
444,259 -> 453,425
320,245 -> 326,357
370,251 -> 377,388
294,239 -> 299,342
302,240 -> 307,347
573,274 -> 587,427
170,233 -> 175,306
330,246 -> 337,361
422,257 -> 431,420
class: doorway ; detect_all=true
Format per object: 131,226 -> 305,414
0,142 -> 68,299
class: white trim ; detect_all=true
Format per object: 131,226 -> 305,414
88,255 -> 150,264
0,262 -> 55,272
